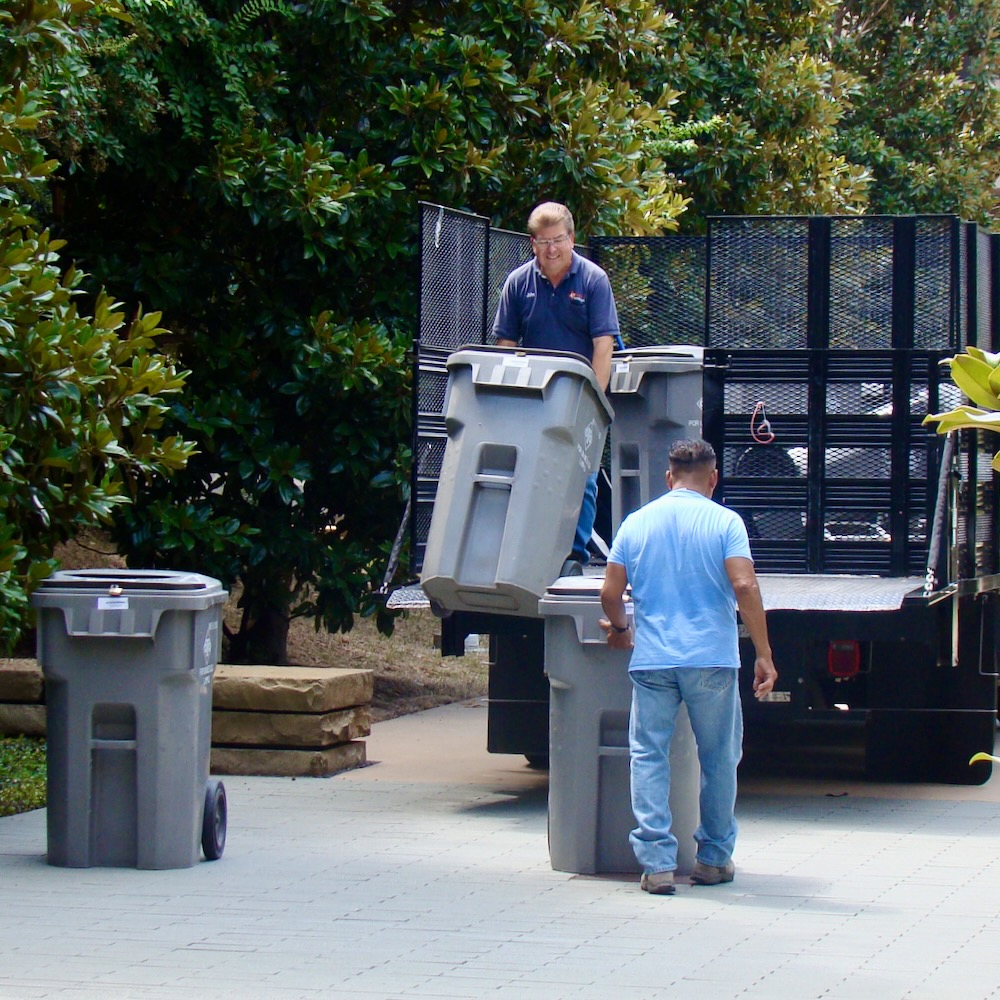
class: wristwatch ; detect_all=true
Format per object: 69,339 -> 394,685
610,622 -> 630,633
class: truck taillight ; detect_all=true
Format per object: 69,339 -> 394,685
828,640 -> 861,678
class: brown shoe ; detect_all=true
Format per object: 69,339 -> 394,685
690,860 -> 735,885
640,870 -> 676,895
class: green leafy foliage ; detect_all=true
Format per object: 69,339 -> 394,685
652,0 -> 871,226
0,736 -> 46,817
35,0 -> 707,662
925,347 -> 1000,470
0,0 -> 194,653
16,0 -> 1000,662
832,0 -> 1000,225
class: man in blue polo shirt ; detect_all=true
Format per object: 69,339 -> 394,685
493,202 -> 620,567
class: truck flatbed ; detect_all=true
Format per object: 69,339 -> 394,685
390,573 -> 934,614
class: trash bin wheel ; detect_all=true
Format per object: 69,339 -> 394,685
202,778 -> 227,861
428,598 -> 453,619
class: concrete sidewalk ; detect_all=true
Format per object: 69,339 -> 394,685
2,698 -> 1000,999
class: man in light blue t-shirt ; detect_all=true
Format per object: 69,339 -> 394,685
600,439 -> 777,895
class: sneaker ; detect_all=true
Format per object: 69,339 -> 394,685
690,860 -> 735,885
639,870 -> 676,895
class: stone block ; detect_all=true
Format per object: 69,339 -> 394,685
211,740 -> 366,777
212,665 -> 373,713
212,705 -> 371,748
0,659 -> 44,703
0,703 -> 46,738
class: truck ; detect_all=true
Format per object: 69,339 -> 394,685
390,205 -> 1000,785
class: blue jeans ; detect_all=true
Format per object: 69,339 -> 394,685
628,668 -> 743,873
571,471 -> 599,563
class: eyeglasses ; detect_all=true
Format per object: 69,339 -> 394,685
532,234 -> 571,248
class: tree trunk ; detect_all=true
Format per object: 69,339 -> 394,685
226,606 -> 291,665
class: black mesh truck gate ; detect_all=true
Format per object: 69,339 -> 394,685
704,345 -> 999,783
698,216 -> 1000,783
400,206 -> 1000,783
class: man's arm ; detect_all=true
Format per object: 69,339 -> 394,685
599,561 -> 633,649
591,335 -> 614,392
725,556 -> 777,699
492,271 -> 520,346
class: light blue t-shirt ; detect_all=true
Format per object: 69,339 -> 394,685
607,487 -> 752,671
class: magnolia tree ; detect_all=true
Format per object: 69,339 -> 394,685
23,0 -> 1000,663
0,0 -> 194,651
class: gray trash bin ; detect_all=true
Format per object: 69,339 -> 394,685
609,346 -> 703,532
540,576 -> 699,876
421,346 -> 614,618
31,569 -> 229,869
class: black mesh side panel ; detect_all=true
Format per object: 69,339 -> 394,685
415,347 -> 449,419
590,236 -> 706,347
410,216 -> 532,574
413,207 -> 973,580
419,203 -> 489,350
919,217 -> 959,351
716,352 -> 810,571
413,203 -> 491,575
829,217 -> 894,349
975,436 -> 998,575
994,234 -> 1000,351
411,345 -> 453,575
712,349 -> 950,575
955,432 -> 1000,578
823,354 -> 894,573
977,226 -> 993,351
412,428 -> 447,576
707,218 -> 809,349
485,229 -> 532,339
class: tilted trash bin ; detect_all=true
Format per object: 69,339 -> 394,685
540,575 -> 700,876
421,346 -> 614,618
609,346 -> 703,532
31,569 -> 229,869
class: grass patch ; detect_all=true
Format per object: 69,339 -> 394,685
0,736 -> 46,817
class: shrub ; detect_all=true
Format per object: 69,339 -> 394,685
0,737 -> 46,817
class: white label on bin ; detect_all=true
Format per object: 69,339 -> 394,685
614,362 -> 629,373
97,597 -> 129,610
501,355 -> 529,368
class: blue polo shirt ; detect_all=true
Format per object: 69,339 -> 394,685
492,252 -> 620,363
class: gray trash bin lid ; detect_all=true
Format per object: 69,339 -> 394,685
33,568 -> 222,594
541,575 -> 606,602
610,345 -> 704,393
31,570 -> 228,638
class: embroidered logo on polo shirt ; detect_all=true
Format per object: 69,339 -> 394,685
569,291 -> 586,303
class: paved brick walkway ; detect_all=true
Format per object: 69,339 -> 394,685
2,699 -> 999,999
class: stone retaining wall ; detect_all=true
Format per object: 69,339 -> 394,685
0,659 -> 373,777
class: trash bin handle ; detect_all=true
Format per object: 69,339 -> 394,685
64,629 -> 155,638
61,606 -> 165,639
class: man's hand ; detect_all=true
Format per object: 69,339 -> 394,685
752,656 -> 778,700
598,618 -> 634,650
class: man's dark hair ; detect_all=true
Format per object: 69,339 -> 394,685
668,439 -> 717,471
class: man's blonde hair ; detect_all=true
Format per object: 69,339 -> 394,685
527,202 -> 575,238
